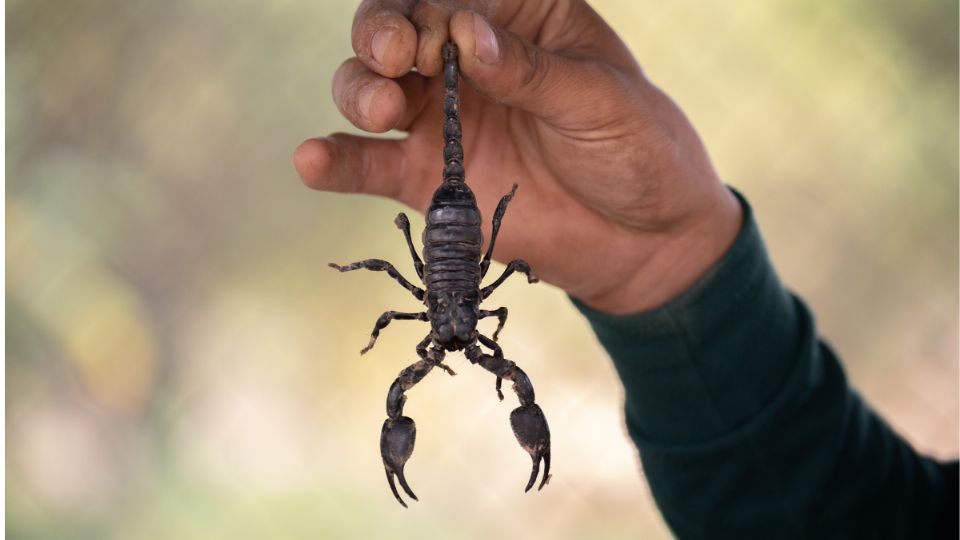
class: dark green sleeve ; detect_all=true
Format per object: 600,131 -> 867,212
572,191 -> 958,539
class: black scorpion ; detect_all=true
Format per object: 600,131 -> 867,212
329,43 -> 551,507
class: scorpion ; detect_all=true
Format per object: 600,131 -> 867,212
329,43 -> 551,507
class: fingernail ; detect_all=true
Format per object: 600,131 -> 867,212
473,15 -> 499,64
372,27 -> 396,66
358,84 -> 376,123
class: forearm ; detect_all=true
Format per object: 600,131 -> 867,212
573,190 -> 958,538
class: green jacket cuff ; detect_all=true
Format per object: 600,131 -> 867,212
570,190 -> 802,445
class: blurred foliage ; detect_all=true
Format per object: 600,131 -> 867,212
6,1 -> 957,539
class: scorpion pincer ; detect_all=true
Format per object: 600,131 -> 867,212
329,43 -> 551,507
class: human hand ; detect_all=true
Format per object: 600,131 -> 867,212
294,0 -> 741,314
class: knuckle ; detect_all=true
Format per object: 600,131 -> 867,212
517,44 -> 551,96
410,1 -> 445,26
351,2 -> 394,44
332,60 -> 367,120
331,59 -> 354,98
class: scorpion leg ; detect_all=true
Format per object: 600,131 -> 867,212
477,333 -> 505,398
381,346 -> 447,507
479,307 -> 508,341
394,213 -> 424,280
466,345 -> 551,492
477,333 -> 504,358
480,183 -> 518,278
360,311 -> 428,355
329,259 -> 425,300
480,259 -> 538,300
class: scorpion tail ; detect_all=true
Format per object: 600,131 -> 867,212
441,42 -> 464,184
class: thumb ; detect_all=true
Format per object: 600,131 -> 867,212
449,10 -> 620,126
294,134 -> 427,209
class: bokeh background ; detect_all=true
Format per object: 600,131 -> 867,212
6,0 -> 957,538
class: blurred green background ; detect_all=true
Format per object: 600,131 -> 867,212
6,0 -> 957,538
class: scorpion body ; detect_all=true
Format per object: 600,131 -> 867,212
330,43 -> 551,507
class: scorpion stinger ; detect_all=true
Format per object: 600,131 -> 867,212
329,42 -> 550,506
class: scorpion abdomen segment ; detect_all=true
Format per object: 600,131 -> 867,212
427,204 -> 481,225
423,184 -> 483,293
424,224 -> 481,245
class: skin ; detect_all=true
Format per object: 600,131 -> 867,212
294,0 -> 743,315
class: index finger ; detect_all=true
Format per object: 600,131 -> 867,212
352,0 -> 419,78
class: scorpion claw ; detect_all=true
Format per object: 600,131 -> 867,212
509,404 -> 551,493
540,450 -> 552,491
396,468 -> 418,501
524,454 -> 541,493
385,468 -> 406,508
381,416 -> 418,507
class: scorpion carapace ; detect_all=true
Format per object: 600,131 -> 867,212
329,42 -> 551,507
